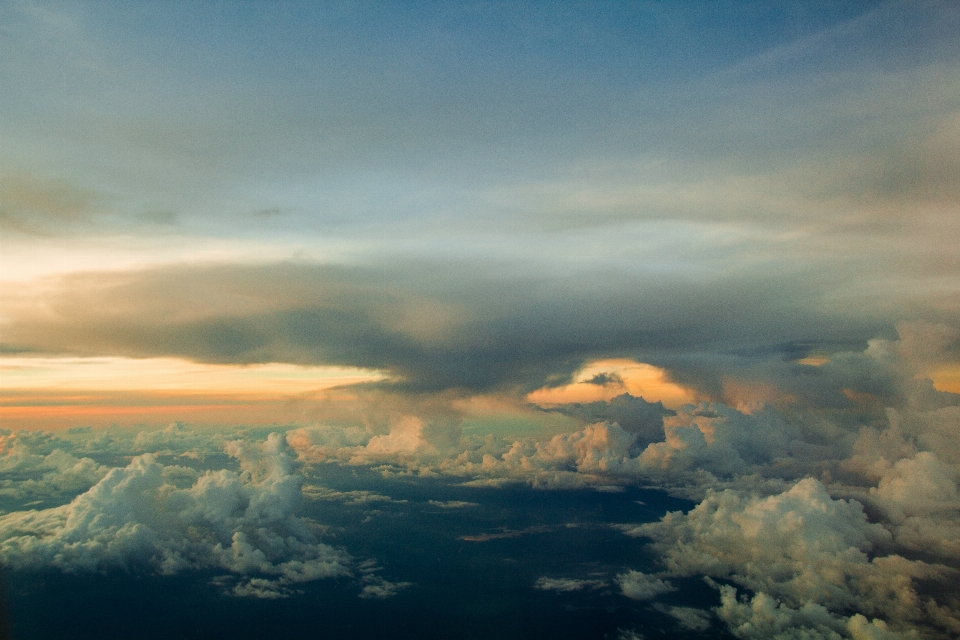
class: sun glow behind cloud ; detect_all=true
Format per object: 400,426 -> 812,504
527,359 -> 698,409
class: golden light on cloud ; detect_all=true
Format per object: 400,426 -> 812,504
526,359 -> 698,409
931,363 -> 960,394
0,356 -> 386,429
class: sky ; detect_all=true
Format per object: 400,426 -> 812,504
1,1 -> 960,638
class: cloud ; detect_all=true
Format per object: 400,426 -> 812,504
286,424 -> 372,462
615,570 -> 675,601
0,432 -> 109,503
715,586 -> 902,640
356,560 -> 412,599
0,434 -> 351,596
361,415 -> 461,459
631,478 -> 959,636
358,577 -> 413,599
130,421 -> 224,455
426,500 -> 478,509
541,393 -> 672,448
653,604 -> 712,632
637,402 -> 795,480
535,577 -> 606,592
844,448 -> 960,562
302,486 -> 406,506
282,327 -> 960,505
0,260 -> 904,394
435,422 -> 643,489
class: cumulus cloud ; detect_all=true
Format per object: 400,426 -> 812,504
130,422 -> 224,456
615,570 -> 675,601
0,434 -> 350,597
359,415 -> 462,460
842,447 -> 960,562
637,402 -> 795,480
286,424 -> 371,463
715,586 -> 903,640
630,478 -> 959,637
544,393 -> 671,449
0,433 -> 109,503
430,421 -> 643,489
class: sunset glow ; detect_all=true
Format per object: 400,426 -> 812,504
527,360 -> 698,409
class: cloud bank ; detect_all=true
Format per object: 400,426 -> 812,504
0,434 -> 350,598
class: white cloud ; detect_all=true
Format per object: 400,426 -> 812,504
0,434 -> 109,503
615,570 -> 675,601
427,500 -> 479,509
0,434 -> 350,596
715,586 -> 904,640
653,604 -> 712,632
632,478 -> 957,636
302,486 -> 406,506
286,424 -> 372,463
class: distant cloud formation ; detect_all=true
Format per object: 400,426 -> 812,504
615,571 -> 675,601
0,434 -> 351,598
535,577 -> 606,593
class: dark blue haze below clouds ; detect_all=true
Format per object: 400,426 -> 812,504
4,467 -> 707,640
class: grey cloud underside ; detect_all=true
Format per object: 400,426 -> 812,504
4,260 -> 894,392
545,394 -> 672,450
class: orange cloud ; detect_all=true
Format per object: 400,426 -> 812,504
931,363 -> 960,394
526,359 -> 698,409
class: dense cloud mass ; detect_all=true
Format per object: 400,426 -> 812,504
0,434 -> 109,502
631,479 -> 957,636
0,434 -> 350,598
0,260 -> 908,393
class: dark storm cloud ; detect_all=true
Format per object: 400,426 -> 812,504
3,259 -> 899,393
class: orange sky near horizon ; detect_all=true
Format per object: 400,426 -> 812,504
3,355 -> 958,431
0,356 -> 386,430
